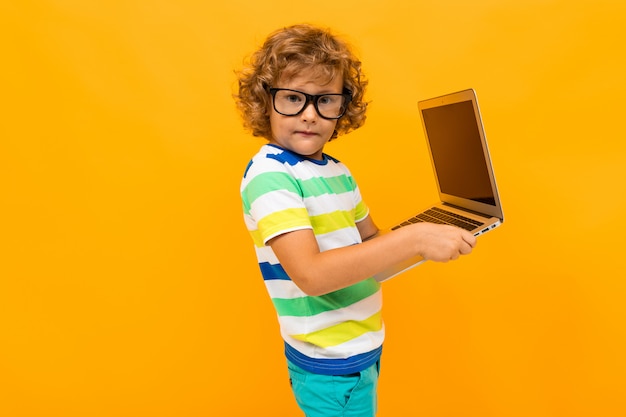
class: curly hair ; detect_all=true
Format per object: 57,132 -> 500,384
234,24 -> 368,140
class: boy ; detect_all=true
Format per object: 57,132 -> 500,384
236,24 -> 476,417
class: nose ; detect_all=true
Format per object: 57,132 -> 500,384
300,101 -> 318,122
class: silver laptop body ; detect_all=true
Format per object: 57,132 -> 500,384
374,88 -> 504,282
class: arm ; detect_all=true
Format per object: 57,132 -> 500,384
268,215 -> 477,296
356,214 -> 380,241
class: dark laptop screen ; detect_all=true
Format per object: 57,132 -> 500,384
421,100 -> 496,206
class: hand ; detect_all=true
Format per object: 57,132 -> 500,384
412,223 -> 477,262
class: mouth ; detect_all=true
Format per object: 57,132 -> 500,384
295,130 -> 318,137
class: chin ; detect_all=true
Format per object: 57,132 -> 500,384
296,147 -> 324,159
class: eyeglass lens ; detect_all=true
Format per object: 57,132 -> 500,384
273,89 -> 347,119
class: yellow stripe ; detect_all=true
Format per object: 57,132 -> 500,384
250,229 -> 265,248
291,311 -> 382,348
257,208 -> 311,243
309,210 -> 355,235
355,201 -> 368,222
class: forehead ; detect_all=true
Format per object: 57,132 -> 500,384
279,63 -> 342,83
276,67 -> 344,92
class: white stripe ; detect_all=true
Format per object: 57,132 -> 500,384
243,212 -> 256,230
264,279 -> 307,299
248,182 -> 358,220
255,245 -> 279,263
315,228 -> 362,251
250,190 -> 306,221
290,165 -> 346,181
302,192 -> 356,216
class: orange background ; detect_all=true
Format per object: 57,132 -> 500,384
2,1 -> 626,416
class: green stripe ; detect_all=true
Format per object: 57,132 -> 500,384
242,172 -> 355,214
299,174 -> 354,198
242,172 -> 300,214
291,311 -> 383,348
273,278 -> 380,317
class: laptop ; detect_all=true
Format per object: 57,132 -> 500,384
374,88 -> 504,282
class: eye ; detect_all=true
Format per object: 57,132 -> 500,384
318,96 -> 333,105
285,94 -> 303,103
318,95 -> 342,107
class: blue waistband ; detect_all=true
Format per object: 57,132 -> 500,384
284,342 -> 382,376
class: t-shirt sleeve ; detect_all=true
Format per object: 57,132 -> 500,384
346,170 -> 369,223
242,167 -> 312,245
354,200 -> 370,223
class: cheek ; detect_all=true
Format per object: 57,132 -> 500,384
268,114 -> 290,138
268,111 -> 279,131
325,120 -> 339,135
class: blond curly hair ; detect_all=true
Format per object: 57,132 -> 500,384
235,24 -> 368,140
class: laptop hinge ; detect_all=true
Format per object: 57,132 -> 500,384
442,202 -> 492,219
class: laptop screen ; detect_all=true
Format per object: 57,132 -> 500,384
421,100 -> 496,206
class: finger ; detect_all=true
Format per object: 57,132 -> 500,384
462,232 -> 477,248
459,241 -> 473,255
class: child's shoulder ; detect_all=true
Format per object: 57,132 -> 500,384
243,144 -> 292,179
259,144 -> 305,166
244,144 -> 350,181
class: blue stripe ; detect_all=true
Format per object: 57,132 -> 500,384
266,144 -> 331,166
259,262 -> 291,281
242,159 -> 253,178
266,145 -> 304,166
285,342 -> 382,375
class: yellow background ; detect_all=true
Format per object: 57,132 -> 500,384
2,1 -> 625,416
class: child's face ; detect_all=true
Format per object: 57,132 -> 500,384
268,69 -> 343,160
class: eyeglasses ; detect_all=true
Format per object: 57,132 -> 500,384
269,88 -> 352,120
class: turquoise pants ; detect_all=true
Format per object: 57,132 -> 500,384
287,360 -> 380,417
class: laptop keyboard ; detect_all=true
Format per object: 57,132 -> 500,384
391,207 -> 484,232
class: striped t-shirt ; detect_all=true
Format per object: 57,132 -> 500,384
241,144 -> 384,375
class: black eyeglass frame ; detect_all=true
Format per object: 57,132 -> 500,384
269,87 -> 353,120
